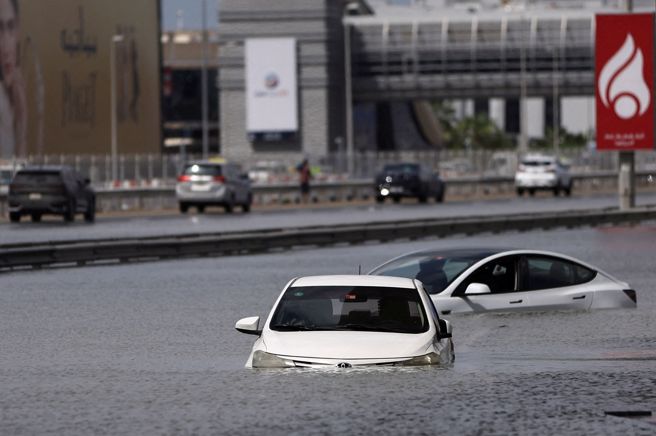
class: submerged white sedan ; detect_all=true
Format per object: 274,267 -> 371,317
369,248 -> 637,315
235,275 -> 454,368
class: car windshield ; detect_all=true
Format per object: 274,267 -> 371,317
270,285 -> 429,334
371,252 -> 490,294
12,171 -> 62,185
182,164 -> 222,176
382,164 -> 418,174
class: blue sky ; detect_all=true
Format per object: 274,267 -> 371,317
161,0 -> 219,30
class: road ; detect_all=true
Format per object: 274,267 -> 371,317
1,223 -> 655,434
2,191 -> 656,246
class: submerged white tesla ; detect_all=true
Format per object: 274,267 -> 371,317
369,248 -> 637,315
235,275 -> 454,368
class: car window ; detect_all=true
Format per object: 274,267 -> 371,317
270,285 -> 429,334
456,256 -> 517,294
519,255 -> 597,291
383,164 -> 418,175
373,254 -> 484,295
182,164 -> 222,176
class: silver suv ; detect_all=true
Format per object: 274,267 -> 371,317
175,161 -> 252,213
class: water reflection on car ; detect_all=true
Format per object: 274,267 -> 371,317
235,275 -> 454,368
369,248 -> 636,315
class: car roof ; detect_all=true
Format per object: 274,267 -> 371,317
397,247 -> 513,259
292,275 -> 417,289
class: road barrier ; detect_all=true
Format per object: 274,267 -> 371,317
1,171 -> 654,215
1,206 -> 655,271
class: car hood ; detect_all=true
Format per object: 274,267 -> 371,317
263,330 -> 433,360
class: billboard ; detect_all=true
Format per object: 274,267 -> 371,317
0,0 -> 161,158
245,38 -> 298,142
595,13 -> 655,151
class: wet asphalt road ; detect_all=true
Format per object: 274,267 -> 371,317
1,222 -> 655,435
1,191 -> 656,246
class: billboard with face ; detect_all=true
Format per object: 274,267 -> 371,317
595,13 -> 655,151
0,0 -> 161,158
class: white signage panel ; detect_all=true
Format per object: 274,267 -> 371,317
245,38 -> 298,140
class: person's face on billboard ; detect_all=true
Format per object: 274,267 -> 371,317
0,0 -> 18,86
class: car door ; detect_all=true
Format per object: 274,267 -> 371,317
446,255 -> 529,313
517,255 -> 593,311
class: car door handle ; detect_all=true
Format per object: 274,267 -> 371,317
509,299 -> 523,304
572,295 -> 586,300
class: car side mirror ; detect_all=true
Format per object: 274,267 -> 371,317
464,283 -> 492,296
437,318 -> 452,339
84,178 -> 91,185
235,316 -> 262,336
240,173 -> 250,181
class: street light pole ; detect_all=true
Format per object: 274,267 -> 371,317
110,34 -> 124,184
201,0 -> 209,159
344,18 -> 354,176
518,14 -> 529,154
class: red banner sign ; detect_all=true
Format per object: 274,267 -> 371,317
596,14 -> 655,151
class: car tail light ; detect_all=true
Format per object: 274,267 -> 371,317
622,289 -> 637,304
213,175 -> 226,183
177,175 -> 191,182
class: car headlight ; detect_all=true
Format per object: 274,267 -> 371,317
397,352 -> 442,366
252,351 -> 295,368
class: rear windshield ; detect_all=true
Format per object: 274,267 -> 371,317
383,164 -> 419,174
522,160 -> 554,166
13,171 -> 63,185
270,285 -> 428,334
182,164 -> 222,176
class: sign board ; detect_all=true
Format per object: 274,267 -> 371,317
0,0 -> 162,158
595,13 -> 655,151
245,38 -> 298,142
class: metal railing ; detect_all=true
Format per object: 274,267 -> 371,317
3,149 -> 655,187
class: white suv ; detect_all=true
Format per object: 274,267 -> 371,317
515,154 -> 572,197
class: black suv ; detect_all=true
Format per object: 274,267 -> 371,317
8,166 -> 96,223
375,163 -> 445,203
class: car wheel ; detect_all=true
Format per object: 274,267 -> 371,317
553,186 -> 560,196
84,199 -> 96,223
224,196 -> 234,213
242,194 -> 252,213
64,200 -> 75,222
436,190 -> 444,203
197,205 -> 206,213
375,196 -> 385,204
516,188 -> 524,196
528,189 -> 535,197
564,183 -> 572,196
418,194 -> 428,203
31,213 -> 42,222
9,212 -> 20,223
392,196 -> 401,204
179,203 -> 189,213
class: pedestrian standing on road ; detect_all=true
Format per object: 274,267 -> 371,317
297,158 -> 312,204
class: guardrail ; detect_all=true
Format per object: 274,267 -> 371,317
1,206 -> 655,272
0,171 -> 654,215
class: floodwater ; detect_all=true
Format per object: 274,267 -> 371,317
1,224 -> 655,434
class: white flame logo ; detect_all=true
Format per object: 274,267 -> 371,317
598,34 -> 651,119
